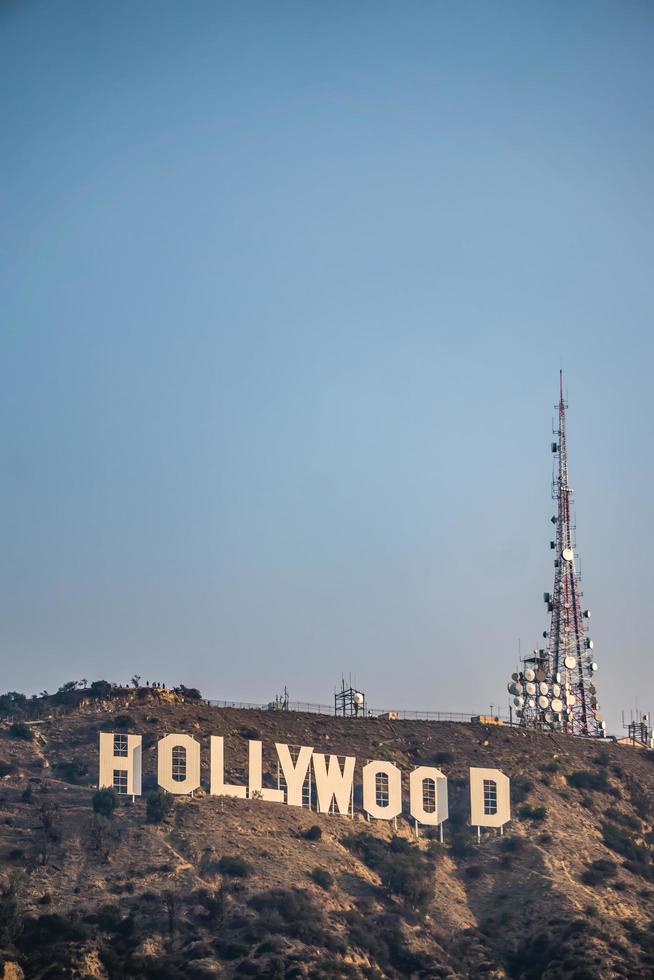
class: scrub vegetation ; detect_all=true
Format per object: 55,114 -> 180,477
0,685 -> 653,977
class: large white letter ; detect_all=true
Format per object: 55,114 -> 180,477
362,760 -> 402,821
248,740 -> 284,802
469,767 -> 511,828
312,753 -> 355,815
210,736 -> 247,798
409,766 -> 448,826
275,743 -> 313,807
157,734 -> 201,794
99,732 -> 142,796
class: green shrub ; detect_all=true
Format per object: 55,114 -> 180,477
339,909 -> 390,968
343,833 -> 432,908
433,751 -> 454,765
511,777 -> 534,804
601,822 -> 649,865
113,714 -> 135,729
175,684 -> 202,701
93,787 -> 118,818
604,807 -> 640,831
450,835 -> 474,858
217,854 -> 251,877
239,726 -> 260,740
581,858 -> 617,886
146,789 -> 173,823
303,824 -> 322,841
311,867 -> 334,890
217,940 -> 250,960
0,691 -> 27,718
567,771 -> 607,791
18,913 -> 88,947
55,760 -> 89,784
88,680 -> 112,699
517,804 -> 547,822
8,722 -> 33,741
249,889 -> 332,946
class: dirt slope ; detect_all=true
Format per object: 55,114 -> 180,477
1,692 -> 654,978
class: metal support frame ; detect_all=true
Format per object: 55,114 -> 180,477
508,372 -> 603,738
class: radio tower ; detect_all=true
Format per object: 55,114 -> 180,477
507,373 -> 605,737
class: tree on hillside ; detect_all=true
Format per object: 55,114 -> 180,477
175,684 -> 202,701
146,790 -> 173,823
89,680 -> 112,699
0,691 -> 27,718
92,788 -> 118,818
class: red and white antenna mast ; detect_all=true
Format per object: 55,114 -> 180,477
507,373 -> 604,737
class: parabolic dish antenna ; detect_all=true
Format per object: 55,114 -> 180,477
564,655 -> 577,670
562,547 -> 574,562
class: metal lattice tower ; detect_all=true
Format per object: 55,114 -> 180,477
507,373 -> 605,737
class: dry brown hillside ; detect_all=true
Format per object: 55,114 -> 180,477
1,688 -> 654,979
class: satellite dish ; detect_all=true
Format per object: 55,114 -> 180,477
524,668 -> 536,682
552,684 -> 561,698
538,696 -> 549,709
513,695 -> 524,707
525,682 -> 537,696
353,691 -> 364,705
562,547 -> 574,562
528,698 -> 536,708
587,639 -> 594,650
551,698 -> 564,713
535,669 -> 546,682
555,672 -> 561,684
539,682 -> 549,695
507,682 -> 515,694
591,662 -> 598,671
566,694 -> 576,706
544,711 -> 553,722
564,656 -> 577,670
511,672 -> 520,682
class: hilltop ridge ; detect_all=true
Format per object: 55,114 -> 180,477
1,688 -> 654,978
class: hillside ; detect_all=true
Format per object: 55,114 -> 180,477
1,688 -> 654,979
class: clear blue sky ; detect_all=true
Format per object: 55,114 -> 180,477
2,2 -> 653,732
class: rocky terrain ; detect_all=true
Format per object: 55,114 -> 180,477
1,685 -> 654,978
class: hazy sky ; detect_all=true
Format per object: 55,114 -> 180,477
2,2 -> 653,732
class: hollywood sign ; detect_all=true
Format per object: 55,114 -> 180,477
99,732 -> 511,830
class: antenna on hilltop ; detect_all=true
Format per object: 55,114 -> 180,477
334,675 -> 366,718
506,373 -> 605,737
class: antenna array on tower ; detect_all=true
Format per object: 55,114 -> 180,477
506,373 -> 605,737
